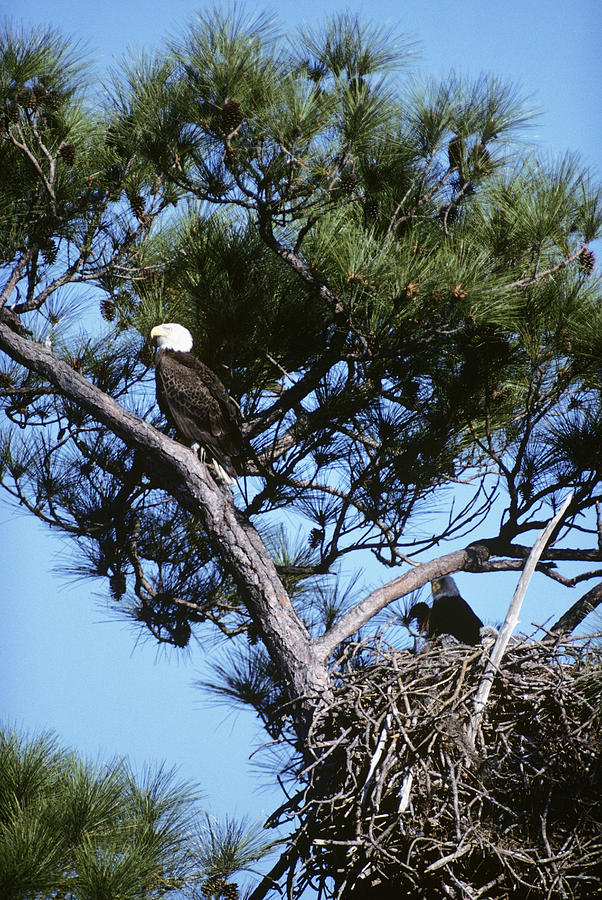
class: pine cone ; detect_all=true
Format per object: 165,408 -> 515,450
17,88 -> 37,110
578,247 -> 596,275
202,875 -> 226,896
340,169 -> 358,195
44,89 -> 62,111
40,239 -> 57,265
105,163 -> 124,183
109,572 -> 126,600
100,296 -> 115,322
33,84 -> 49,103
170,621 -> 191,648
224,147 -> 242,173
309,527 -> 324,549
221,99 -> 243,133
58,143 -> 77,166
128,193 -> 146,219
138,343 -> 154,368
363,196 -> 379,221
222,883 -> 239,900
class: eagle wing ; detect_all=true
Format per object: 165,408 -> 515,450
430,595 -> 483,645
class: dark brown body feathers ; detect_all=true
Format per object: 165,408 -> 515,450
406,595 -> 483,645
155,348 -> 242,478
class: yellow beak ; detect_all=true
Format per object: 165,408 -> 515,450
150,324 -> 169,340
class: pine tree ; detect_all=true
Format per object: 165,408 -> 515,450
1,12 -> 601,898
0,728 -> 196,898
0,727 -> 274,899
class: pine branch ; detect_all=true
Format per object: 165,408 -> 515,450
315,546 -> 484,659
11,217 -> 156,314
244,336 -> 347,438
481,539 -> 602,566
257,210 -> 347,317
8,123 -> 57,212
503,244 -> 586,290
0,247 -> 37,309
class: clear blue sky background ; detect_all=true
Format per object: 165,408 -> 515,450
1,0 -> 601,833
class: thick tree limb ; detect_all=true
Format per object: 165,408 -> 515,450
256,208 -> 372,351
315,545 -> 492,661
479,537 -> 602,564
0,321 -> 331,722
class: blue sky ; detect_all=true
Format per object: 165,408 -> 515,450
1,0 -> 601,830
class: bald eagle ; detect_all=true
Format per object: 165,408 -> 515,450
150,323 -> 242,483
406,575 -> 483,645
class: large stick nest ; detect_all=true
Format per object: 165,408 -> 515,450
276,634 -> 601,899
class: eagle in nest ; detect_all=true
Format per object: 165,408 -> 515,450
150,323 -> 242,484
405,575 -> 483,645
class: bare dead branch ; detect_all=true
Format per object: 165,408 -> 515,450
468,494 -> 573,748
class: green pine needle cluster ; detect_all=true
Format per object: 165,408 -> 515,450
0,728 -> 275,899
0,729 -> 197,899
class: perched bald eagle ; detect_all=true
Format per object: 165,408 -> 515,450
150,323 -> 242,484
405,576 -> 483,645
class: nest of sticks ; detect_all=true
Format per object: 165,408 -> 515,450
278,634 -> 601,899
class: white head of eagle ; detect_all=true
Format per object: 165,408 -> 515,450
151,321 -> 193,353
150,323 -> 242,484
